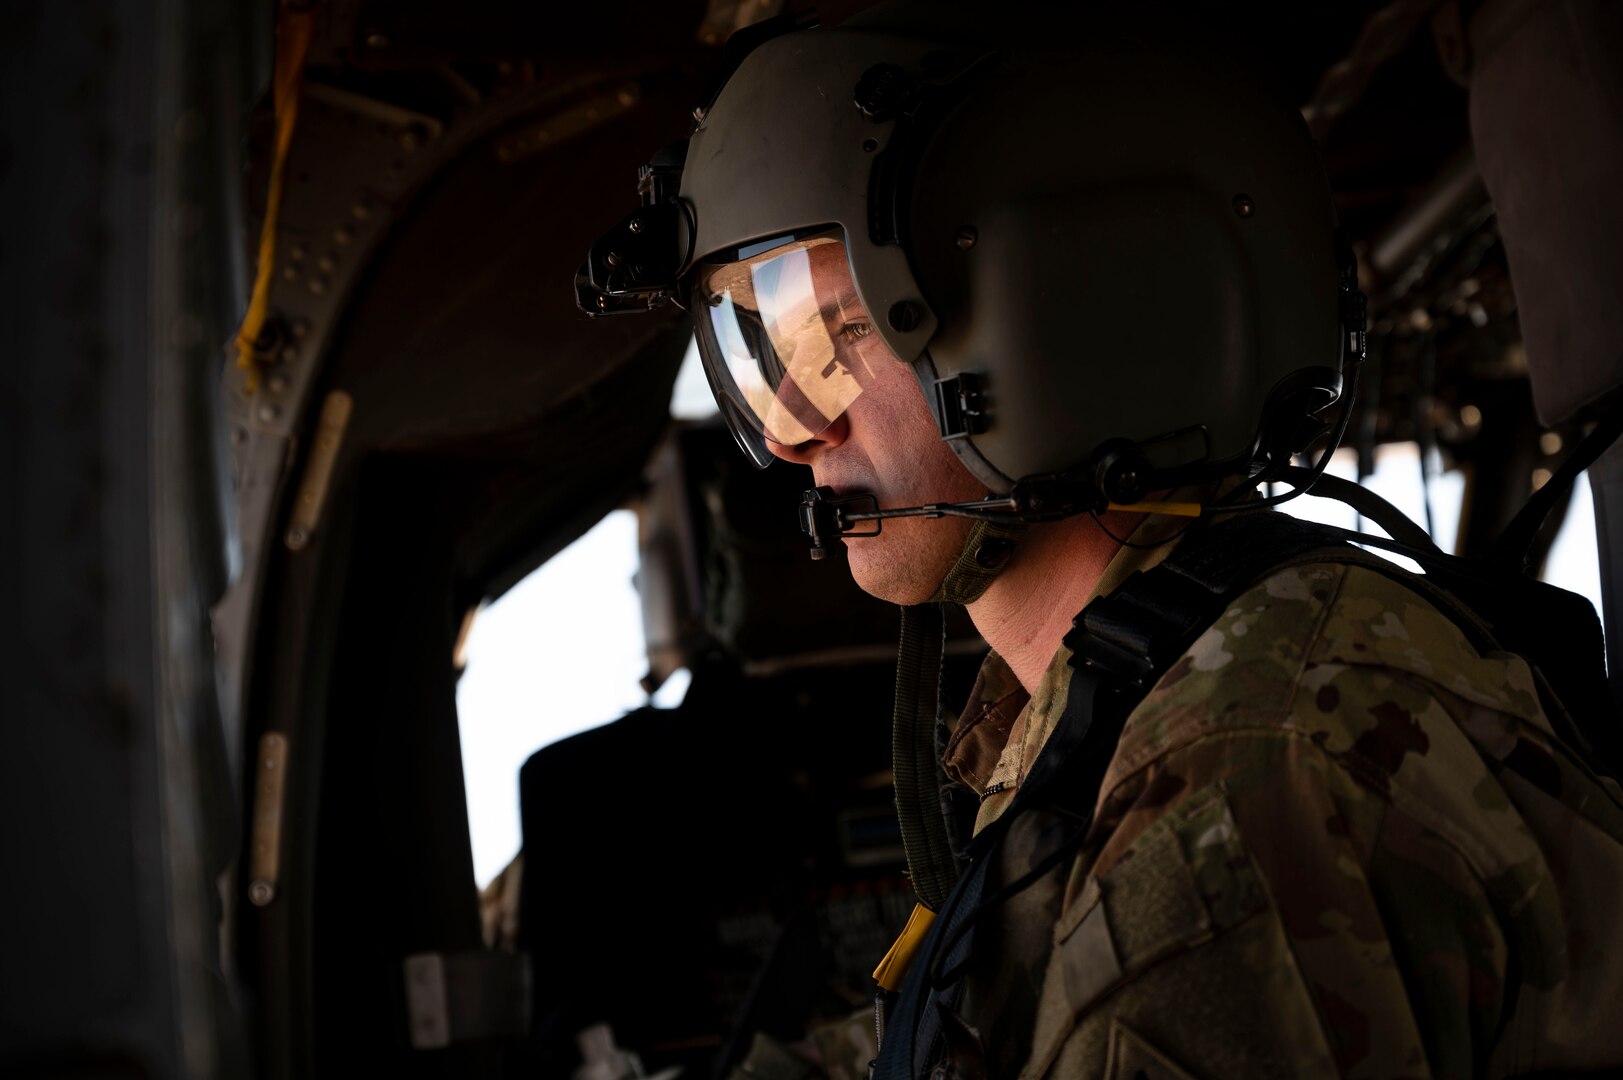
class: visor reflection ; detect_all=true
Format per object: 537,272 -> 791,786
696,235 -> 888,450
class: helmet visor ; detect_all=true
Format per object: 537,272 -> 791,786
692,232 -> 892,467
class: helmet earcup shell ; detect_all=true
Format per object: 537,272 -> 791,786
908,40 -> 1342,489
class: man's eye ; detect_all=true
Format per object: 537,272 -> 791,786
839,321 -> 873,341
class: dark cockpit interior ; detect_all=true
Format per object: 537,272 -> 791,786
6,2 -> 1621,1078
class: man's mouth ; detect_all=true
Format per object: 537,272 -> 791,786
816,476 -> 877,504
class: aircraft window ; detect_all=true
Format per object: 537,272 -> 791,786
1543,470 -> 1603,604
1280,443 -> 1463,565
456,510 -> 684,886
1279,442 -> 1602,611
670,335 -> 720,419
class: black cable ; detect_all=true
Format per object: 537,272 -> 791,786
1353,334 -> 1383,534
1212,359 -> 1363,514
1489,395 -> 1623,571
1089,509 -> 1197,550
1270,468 -> 1440,553
834,348 -> 1364,540
1414,333 -> 1439,540
925,814 -> 1093,991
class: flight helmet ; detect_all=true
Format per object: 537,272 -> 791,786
578,5 -> 1365,512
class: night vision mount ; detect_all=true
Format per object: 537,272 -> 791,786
574,142 -> 692,317
577,11 -> 827,321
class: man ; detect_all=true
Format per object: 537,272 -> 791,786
580,6 -> 1623,1077
746,244 -> 1143,689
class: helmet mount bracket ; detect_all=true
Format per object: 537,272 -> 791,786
933,371 -> 988,439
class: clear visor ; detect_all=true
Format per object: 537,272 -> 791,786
692,231 -> 893,468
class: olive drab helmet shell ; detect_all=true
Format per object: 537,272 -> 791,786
678,8 -> 1346,493
681,31 -> 947,353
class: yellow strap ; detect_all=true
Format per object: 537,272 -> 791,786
873,903 -> 936,991
1106,500 -> 1202,518
233,1 -> 316,392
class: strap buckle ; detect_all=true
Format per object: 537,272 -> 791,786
1063,569 -> 1217,689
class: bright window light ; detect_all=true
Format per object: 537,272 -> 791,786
455,510 -> 648,886
1279,443 -> 1603,617
1279,444 -> 1462,572
1544,470 -> 1602,605
671,336 -> 720,420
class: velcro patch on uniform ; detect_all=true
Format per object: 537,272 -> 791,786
1103,1019 -> 1201,1080
1053,878 -> 1121,1018
1099,813 -> 1209,966
1025,788 -> 1266,1076
1173,789 -> 1268,934
1101,788 -> 1265,969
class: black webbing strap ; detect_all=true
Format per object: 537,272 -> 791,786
875,513 -> 1363,1079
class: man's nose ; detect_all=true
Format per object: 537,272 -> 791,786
767,412 -> 850,465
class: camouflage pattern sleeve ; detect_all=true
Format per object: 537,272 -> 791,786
1020,562 -> 1623,1079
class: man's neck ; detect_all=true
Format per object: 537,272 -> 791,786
965,509 -> 1142,693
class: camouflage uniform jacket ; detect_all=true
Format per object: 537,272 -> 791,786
933,535 -> 1623,1079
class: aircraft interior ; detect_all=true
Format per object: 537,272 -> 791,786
5,2 -> 1621,1078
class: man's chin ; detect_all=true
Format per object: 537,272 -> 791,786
843,532 -> 945,607
846,552 -> 913,606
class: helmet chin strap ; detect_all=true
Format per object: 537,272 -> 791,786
927,518 -> 1029,605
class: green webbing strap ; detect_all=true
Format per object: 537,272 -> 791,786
893,603 -> 956,909
928,519 -> 1028,606
893,519 -> 1027,909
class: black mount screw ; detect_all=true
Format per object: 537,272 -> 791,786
854,63 -> 911,123
888,300 -> 923,332
974,537 -> 1015,568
